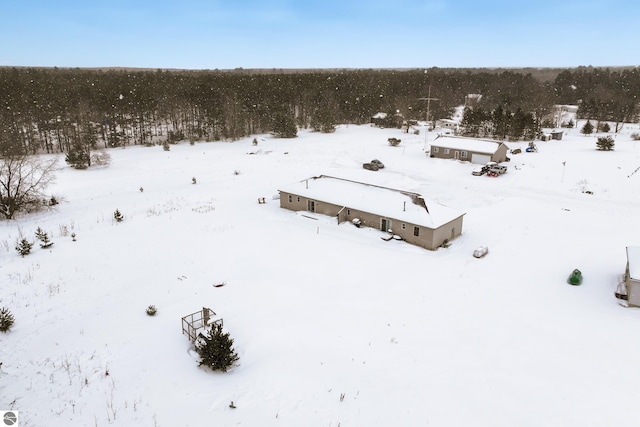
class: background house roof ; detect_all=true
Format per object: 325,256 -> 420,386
279,175 -> 464,229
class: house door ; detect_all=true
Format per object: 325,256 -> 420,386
381,218 -> 392,232
307,200 -> 316,212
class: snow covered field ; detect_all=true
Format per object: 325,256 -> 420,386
2,121 -> 640,426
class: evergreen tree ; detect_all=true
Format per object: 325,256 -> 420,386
271,110 -> 298,138
596,135 -> 615,151
35,227 -> 53,248
65,122 -> 97,169
15,238 -> 33,257
599,122 -> 610,132
0,307 -> 15,332
195,322 -> 239,372
310,105 -> 336,133
65,143 -> 90,169
581,120 -> 594,136
113,209 -> 124,222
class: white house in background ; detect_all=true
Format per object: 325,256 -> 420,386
465,93 -> 482,108
429,136 -> 509,164
435,118 -> 460,133
278,175 -> 465,250
621,246 -> 640,307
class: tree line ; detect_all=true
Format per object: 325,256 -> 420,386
0,66 -> 638,158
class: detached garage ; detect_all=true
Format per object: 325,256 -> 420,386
430,137 -> 509,164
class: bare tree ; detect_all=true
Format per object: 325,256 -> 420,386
0,155 -> 58,219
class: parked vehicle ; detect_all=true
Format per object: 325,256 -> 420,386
490,164 -> 507,174
362,162 -> 380,171
370,159 -> 385,169
473,246 -> 489,258
486,163 -> 507,176
472,165 -> 490,176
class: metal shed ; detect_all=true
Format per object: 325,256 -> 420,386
620,247 -> 640,307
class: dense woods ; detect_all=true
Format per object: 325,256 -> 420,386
0,66 -> 638,158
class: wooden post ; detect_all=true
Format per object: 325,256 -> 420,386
203,307 -> 210,326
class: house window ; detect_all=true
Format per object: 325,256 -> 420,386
444,148 -> 450,155
307,200 -> 316,212
297,196 -> 300,202
401,223 -> 406,230
433,147 -> 439,153
347,209 -> 351,215
413,226 -> 420,237
288,195 -> 292,203
460,151 -> 468,158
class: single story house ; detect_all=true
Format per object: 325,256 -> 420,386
429,136 -> 509,164
435,119 -> 460,133
621,246 -> 640,307
278,175 -> 465,250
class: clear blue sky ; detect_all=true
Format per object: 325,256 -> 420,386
1,0 -> 637,69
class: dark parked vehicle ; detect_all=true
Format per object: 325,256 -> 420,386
370,159 -> 385,169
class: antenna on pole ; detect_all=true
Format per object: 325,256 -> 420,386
418,85 -> 439,152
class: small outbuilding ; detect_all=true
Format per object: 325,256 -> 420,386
620,246 -> 640,307
429,136 -> 509,164
551,130 -> 564,140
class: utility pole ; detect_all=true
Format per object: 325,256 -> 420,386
419,85 -> 439,152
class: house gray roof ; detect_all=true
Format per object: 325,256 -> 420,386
278,175 -> 464,229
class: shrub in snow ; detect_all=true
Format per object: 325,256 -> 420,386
15,238 -> 33,257
581,120 -> 594,136
596,136 -> 615,151
599,122 -> 610,133
192,177 -> 197,184
90,150 -> 112,166
631,133 -> 640,141
35,227 -> 53,248
0,307 -> 15,332
113,209 -> 124,222
146,305 -> 157,316
195,322 -> 239,372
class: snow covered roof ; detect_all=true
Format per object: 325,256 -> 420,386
436,118 -> 460,124
430,137 -> 505,154
627,246 -> 640,279
278,175 -> 464,229
372,112 -> 387,119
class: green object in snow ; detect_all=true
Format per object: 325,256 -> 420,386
567,269 -> 583,285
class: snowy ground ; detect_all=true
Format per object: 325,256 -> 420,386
2,121 -> 640,426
